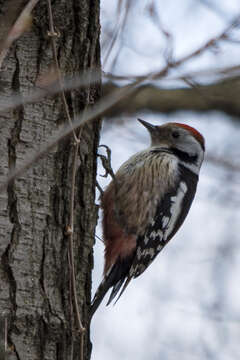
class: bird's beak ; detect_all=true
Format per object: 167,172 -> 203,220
137,118 -> 156,133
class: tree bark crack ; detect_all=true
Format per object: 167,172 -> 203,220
39,221 -> 51,314
2,45 -> 24,336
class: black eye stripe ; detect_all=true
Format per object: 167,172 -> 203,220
172,131 -> 180,139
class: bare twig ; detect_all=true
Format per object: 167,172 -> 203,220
95,233 -> 104,244
96,180 -> 104,197
103,21 -> 121,68
46,1 -> 85,358
103,0 -> 133,69
1,14 -> 240,192
1,62 -> 240,124
67,251 -> 74,360
0,70 -> 99,116
46,0 -> 79,143
2,43 -> 240,195
146,2 -> 174,64
4,318 -> 7,353
104,63 -> 240,83
66,132 -> 86,360
0,0 -> 40,69
152,15 -> 240,79
0,77 -> 143,193
168,18 -> 239,68
1,12 -> 240,117
0,0 -> 25,47
103,14 -> 240,82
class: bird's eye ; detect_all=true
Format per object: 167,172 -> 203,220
172,131 -> 180,139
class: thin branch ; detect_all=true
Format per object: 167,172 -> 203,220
104,63 -> 240,82
0,0 -> 25,48
0,78 -> 143,193
103,14 -> 240,82
2,64 -> 240,123
66,133 -> 86,360
68,251 -> 74,360
102,75 -> 240,118
2,15 -> 240,192
150,14 -> 240,80
46,1 -> 85,358
103,0 -> 133,69
0,0 -> 40,69
0,69 -> 99,116
146,2 -> 174,64
4,318 -> 7,353
96,180 -> 104,197
1,13 -> 240,117
46,0 -> 79,143
95,234 -> 104,244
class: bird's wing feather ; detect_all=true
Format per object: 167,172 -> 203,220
130,174 -> 198,278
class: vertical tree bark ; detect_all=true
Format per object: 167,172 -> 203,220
0,1 -> 101,359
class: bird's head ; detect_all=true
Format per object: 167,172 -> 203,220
138,119 -> 205,168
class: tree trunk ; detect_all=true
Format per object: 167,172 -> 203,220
0,1 -> 101,359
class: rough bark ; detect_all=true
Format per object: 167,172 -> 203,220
0,1 -> 101,360
103,76 -> 240,118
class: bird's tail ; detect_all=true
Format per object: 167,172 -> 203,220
90,255 -> 134,319
90,275 -> 112,319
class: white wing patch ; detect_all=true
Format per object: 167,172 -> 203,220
163,181 -> 188,241
162,216 -> 169,228
130,181 -> 189,279
144,229 -> 163,245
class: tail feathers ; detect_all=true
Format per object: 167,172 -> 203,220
113,276 -> 132,305
90,275 -> 132,320
90,254 -> 134,319
106,277 -> 126,306
90,276 -> 112,319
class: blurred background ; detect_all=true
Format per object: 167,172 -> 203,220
91,1 -> 240,359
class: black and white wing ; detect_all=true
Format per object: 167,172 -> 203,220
130,166 -> 199,278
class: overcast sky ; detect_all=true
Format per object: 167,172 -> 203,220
91,1 -> 240,359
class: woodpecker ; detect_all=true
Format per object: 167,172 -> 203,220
91,119 -> 205,317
